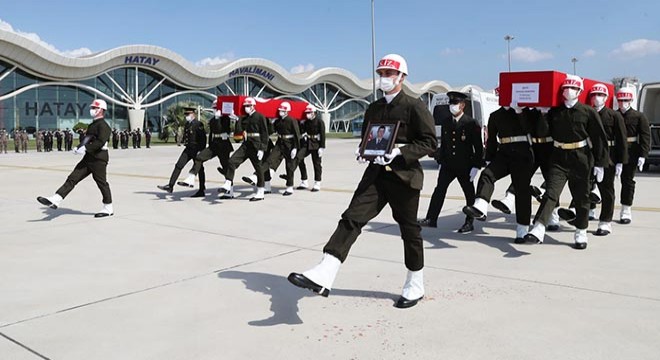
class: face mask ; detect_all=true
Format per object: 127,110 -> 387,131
244,106 -> 255,115
214,110 -> 222,119
563,88 -> 579,101
278,111 -> 287,118
449,104 -> 462,116
619,101 -> 631,112
89,108 -> 98,118
305,113 -> 314,120
185,114 -> 194,121
591,95 -> 606,108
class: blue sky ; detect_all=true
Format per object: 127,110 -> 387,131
1,0 -> 659,89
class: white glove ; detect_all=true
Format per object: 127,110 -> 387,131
318,148 -> 324,158
593,166 -> 604,183
355,146 -> 368,164
537,107 -> 550,113
615,163 -> 623,177
290,148 -> 297,159
257,150 -> 264,161
469,167 -> 479,182
73,146 -> 86,155
485,161 -> 491,167
638,157 -> 645,171
220,133 -> 229,140
373,148 -> 401,166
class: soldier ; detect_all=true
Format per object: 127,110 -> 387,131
616,87 -> 651,224
523,75 -> 609,249
131,129 -> 138,149
157,107 -> 207,194
13,129 -> 20,153
418,91 -> 484,232
145,128 -> 152,148
219,97 -> 270,201
37,99 -> 114,217
136,128 -> 142,148
296,104 -> 326,191
244,101 -> 301,196
55,129 -> 63,151
65,128 -> 74,151
36,130 -> 44,152
462,104 -> 534,243
288,54 -> 437,309
178,101 -> 235,198
0,128 -> 7,153
112,128 -> 119,149
21,130 -> 28,153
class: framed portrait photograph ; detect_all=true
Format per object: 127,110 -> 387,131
359,122 -> 400,160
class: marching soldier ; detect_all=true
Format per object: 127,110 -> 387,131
219,97 -> 270,201
0,128 -> 7,153
296,104 -> 326,192
617,87 -> 651,224
463,105 -> 534,243
288,54 -> 437,309
37,99 -> 114,217
178,101 -> 235,199
157,107 -> 207,194
523,75 -> 608,249
418,91 -> 484,232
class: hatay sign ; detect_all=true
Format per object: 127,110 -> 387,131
124,55 -> 160,66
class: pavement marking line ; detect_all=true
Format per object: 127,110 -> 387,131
0,331 -> 52,360
4,163 -> 660,212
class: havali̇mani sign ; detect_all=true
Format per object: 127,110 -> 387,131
124,56 -> 160,66
228,66 -> 275,81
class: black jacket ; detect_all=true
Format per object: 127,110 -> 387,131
436,112 -> 484,169
619,108 -> 651,159
598,107 -> 628,165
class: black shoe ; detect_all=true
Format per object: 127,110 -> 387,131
242,176 -> 256,186
530,185 -> 543,203
216,166 -> 225,175
523,233 -> 542,244
157,184 -> 173,193
296,185 -> 308,190
594,228 -> 610,236
311,188 -> 320,192
279,174 -> 287,181
177,181 -> 194,188
37,196 -> 58,209
283,191 -> 293,196
546,224 -> 560,232
514,237 -> 526,244
94,212 -> 113,218
573,242 -> 588,250
287,273 -> 329,297
589,192 -> 602,204
394,295 -> 423,309
588,215 -> 596,221
491,199 -> 511,214
417,218 -> 437,228
457,221 -> 474,233
219,191 -> 233,200
249,196 -> 264,202
190,190 -> 205,198
558,208 -> 577,222
462,205 -> 486,221
619,218 -> 631,225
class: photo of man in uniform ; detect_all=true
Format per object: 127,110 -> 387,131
364,125 -> 392,155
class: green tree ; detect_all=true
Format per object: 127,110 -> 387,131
161,102 -> 210,142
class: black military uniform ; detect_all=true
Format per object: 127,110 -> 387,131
136,129 -> 142,148
145,128 -> 152,148
112,129 -> 119,149
158,108 -> 207,193
55,130 -> 63,151
296,112 -> 326,189
186,113 -> 234,197
463,106 -> 533,241
525,101 -> 608,247
263,113 -> 301,192
65,129 -> 74,151
225,109 -> 270,193
619,107 -> 651,209
421,92 -> 483,230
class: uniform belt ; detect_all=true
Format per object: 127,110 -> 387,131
278,134 -> 295,139
627,136 -> 639,143
607,140 -> 615,146
309,134 -> 321,140
246,132 -> 260,137
499,135 -> 530,144
531,136 -> 553,144
553,139 -> 589,150
212,133 -> 230,139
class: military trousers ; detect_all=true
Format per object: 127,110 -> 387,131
264,144 -> 297,187
296,147 -> 323,182
226,144 -> 265,187
506,142 -> 553,194
425,164 -> 475,226
595,164 -> 616,222
620,154 -> 640,206
191,141 -> 232,178
56,154 -> 112,204
323,169 -> 424,271
168,148 -> 206,189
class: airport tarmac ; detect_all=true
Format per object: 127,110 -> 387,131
1,139 -> 659,360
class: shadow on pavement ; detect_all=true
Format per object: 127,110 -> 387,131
29,207 -> 96,221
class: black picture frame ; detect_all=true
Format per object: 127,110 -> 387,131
359,121 -> 400,160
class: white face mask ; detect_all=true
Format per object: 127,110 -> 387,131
89,108 -> 98,118
278,111 -> 287,118
619,101 -> 631,112
244,105 -> 255,115
563,88 -> 579,101
449,104 -> 462,116
305,113 -> 314,120
591,95 -> 606,108
214,110 -> 222,118
379,73 -> 402,93
185,114 -> 194,121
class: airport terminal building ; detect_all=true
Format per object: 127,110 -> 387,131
0,29 -> 455,134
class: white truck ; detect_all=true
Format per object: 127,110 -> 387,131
429,86 -> 500,145
638,82 -> 660,170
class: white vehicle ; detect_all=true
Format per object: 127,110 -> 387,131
429,87 -> 499,145
638,82 -> 660,169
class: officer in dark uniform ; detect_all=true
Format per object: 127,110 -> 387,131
179,101 -> 235,199
136,128 -> 142,148
37,99 -> 114,217
55,129 -> 63,151
65,128 -> 73,151
289,54 -> 437,309
418,91 -> 484,232
616,87 -> 651,224
220,97 -> 270,201
523,75 -> 609,249
145,128 -> 152,148
112,128 -> 119,149
157,107 -> 207,194
296,104 -> 326,191
463,105 -> 534,243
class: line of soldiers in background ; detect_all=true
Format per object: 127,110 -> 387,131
0,128 -> 79,153
111,128 -> 152,149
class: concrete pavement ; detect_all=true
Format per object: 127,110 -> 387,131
1,139 -> 659,359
